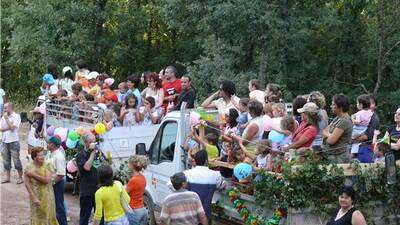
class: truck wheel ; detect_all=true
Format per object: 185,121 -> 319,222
144,194 -> 156,225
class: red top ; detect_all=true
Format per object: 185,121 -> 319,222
162,79 -> 182,109
292,121 -> 317,148
127,174 -> 146,209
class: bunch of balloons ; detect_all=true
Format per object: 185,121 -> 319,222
45,122 -> 107,150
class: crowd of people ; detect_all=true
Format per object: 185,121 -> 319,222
184,78 -> 399,180
1,58 -> 400,225
40,60 -> 196,128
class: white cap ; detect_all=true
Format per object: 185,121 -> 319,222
87,71 -> 99,80
62,66 -> 73,75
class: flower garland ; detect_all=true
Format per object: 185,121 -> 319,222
227,188 -> 286,225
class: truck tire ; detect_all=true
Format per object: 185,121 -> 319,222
144,194 -> 156,225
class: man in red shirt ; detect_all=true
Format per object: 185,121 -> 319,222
162,65 -> 181,112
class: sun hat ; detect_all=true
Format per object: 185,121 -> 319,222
62,66 -> 73,75
87,71 -> 100,80
297,102 -> 318,114
104,78 -> 115,86
43,73 -> 55,85
31,103 -> 46,115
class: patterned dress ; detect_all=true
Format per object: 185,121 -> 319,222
26,162 -> 59,225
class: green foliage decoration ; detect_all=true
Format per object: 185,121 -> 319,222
254,154 -> 400,223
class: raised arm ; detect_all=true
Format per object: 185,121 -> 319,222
237,139 -> 255,160
201,91 -> 219,108
83,150 -> 96,172
192,129 -> 207,149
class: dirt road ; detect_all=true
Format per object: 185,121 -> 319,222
0,124 -> 81,225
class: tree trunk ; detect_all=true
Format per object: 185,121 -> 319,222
259,34 -> 268,88
374,0 -> 385,96
92,0 -> 108,70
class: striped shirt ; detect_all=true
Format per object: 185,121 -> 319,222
184,166 -> 226,219
160,189 -> 206,225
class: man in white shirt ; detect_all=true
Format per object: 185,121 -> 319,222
0,102 -> 23,184
183,150 -> 226,222
46,136 -> 67,225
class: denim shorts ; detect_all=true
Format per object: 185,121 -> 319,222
106,215 -> 129,225
1,142 -> 23,171
126,207 -> 148,225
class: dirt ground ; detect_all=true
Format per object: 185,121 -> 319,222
0,123 -> 81,225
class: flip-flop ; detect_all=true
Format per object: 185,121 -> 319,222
16,178 -> 23,184
1,180 -> 10,184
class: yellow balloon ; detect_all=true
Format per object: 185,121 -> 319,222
94,123 -> 106,135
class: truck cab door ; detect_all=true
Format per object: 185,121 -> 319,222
146,120 -> 179,205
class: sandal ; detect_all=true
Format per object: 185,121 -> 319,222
1,179 -> 10,184
16,178 -> 23,184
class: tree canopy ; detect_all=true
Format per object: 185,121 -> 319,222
1,0 -> 399,124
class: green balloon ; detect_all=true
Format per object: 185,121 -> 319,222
68,131 -> 80,141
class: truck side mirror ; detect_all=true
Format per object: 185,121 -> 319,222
136,143 -> 147,155
20,112 -> 29,123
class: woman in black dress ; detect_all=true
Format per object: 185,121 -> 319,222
326,186 -> 367,225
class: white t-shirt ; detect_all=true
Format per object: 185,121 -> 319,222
0,88 -> 5,105
0,112 -> 21,143
46,148 -> 66,176
59,78 -> 74,96
212,96 -> 240,116
249,90 -> 265,103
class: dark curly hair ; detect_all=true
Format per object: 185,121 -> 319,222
220,80 -> 236,97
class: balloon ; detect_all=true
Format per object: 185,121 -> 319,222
54,134 -> 62,142
46,126 -> 56,136
68,130 -> 80,141
233,163 -> 253,180
76,126 -> 86,136
190,112 -> 201,125
54,127 -> 68,142
66,160 -> 77,173
66,138 -> 78,149
94,123 -> 106,135
54,127 -> 63,136
268,130 -> 285,143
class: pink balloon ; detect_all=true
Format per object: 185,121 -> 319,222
55,128 -> 68,142
46,126 -> 56,136
190,112 -> 201,125
66,160 -> 77,173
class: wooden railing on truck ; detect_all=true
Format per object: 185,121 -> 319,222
42,99 -> 101,124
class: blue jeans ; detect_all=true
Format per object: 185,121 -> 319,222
106,215 -> 129,225
126,207 -> 147,225
357,144 -> 374,163
54,179 -> 68,225
79,195 -> 104,225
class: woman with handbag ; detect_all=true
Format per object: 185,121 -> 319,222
126,155 -> 149,225
93,164 -> 130,225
